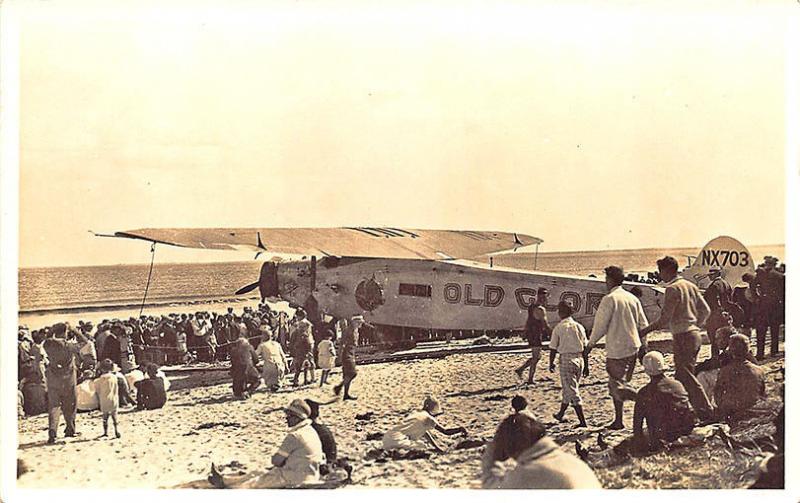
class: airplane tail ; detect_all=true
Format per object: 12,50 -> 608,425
681,236 -> 755,288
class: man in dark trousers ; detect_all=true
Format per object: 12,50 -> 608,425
703,268 -> 733,360
229,335 -> 261,399
754,256 -> 784,359
43,323 -> 81,444
333,315 -> 365,400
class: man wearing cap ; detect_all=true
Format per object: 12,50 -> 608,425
382,397 -> 467,452
333,315 -> 364,400
586,266 -> 649,430
208,398 -> 324,488
632,351 -> 696,452
704,268 -> 733,361
42,323 -> 82,443
714,334 -> 766,422
753,256 -> 784,359
640,256 -> 715,422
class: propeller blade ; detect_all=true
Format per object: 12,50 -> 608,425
235,281 -> 260,295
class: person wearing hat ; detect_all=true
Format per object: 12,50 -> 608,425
714,334 -> 766,422
703,268 -> 734,361
382,397 -> 467,452
640,256 -> 715,423
208,398 -> 324,488
632,351 -> 696,452
753,256 -> 784,359
586,265 -> 649,430
333,315 -> 365,400
42,322 -> 82,443
481,400 -> 601,488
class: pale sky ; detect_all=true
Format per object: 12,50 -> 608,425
17,0 -> 790,267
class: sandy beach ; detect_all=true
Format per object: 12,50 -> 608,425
17,336 -> 784,489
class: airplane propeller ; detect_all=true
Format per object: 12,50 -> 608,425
235,281 -> 260,295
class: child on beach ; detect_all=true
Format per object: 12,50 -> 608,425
95,359 -> 121,438
382,397 -> 467,453
548,301 -> 589,427
317,330 -> 336,386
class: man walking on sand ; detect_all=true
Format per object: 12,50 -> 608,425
333,315 -> 365,400
639,256 -> 715,422
586,266 -> 649,430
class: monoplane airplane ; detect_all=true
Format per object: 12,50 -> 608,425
96,228 -> 753,338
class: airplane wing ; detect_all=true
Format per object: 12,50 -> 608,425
100,227 -> 542,260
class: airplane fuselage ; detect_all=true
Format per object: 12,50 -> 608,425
272,257 -> 663,331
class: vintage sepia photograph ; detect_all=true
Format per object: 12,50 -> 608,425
3,0 -> 795,496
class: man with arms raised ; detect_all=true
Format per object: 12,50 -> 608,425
640,256 -> 715,422
586,266 -> 648,430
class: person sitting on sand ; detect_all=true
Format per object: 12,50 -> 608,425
510,395 -> 537,420
481,403 -> 601,488
632,351 -> 696,452
19,370 -> 48,417
317,330 -> 336,386
303,398 -> 351,479
95,359 -> 121,438
208,398 -> 324,488
714,334 -> 766,423
256,328 -> 289,391
135,363 -> 168,410
696,326 -> 756,406
76,370 -> 100,412
229,334 -> 261,399
548,301 -> 589,427
382,397 -> 467,453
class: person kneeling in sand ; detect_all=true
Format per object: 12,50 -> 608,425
382,397 -> 467,453
632,351 -> 696,453
208,399 -> 324,489
481,404 -> 601,488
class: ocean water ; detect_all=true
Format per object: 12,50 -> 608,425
18,244 -> 784,314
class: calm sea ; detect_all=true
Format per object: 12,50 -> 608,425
18,244 -> 784,313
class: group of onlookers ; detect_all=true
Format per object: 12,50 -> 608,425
17,321 -> 171,443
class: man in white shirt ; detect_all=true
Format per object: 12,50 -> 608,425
548,302 -> 589,427
256,328 -> 289,390
586,266 -> 649,430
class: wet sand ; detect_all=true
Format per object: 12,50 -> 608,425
17,341 -> 784,489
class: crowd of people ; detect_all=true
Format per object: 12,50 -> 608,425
17,254 -> 785,489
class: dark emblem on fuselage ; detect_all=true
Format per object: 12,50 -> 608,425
355,277 -> 385,312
